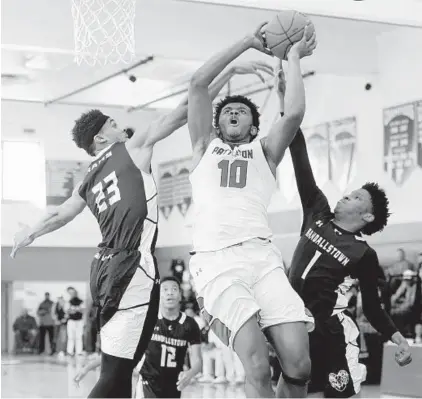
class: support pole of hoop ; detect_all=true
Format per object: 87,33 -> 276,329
44,56 -> 154,107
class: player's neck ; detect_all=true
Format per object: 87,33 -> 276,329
331,217 -> 359,234
160,307 -> 180,320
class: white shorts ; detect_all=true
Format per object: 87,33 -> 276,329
190,238 -> 314,348
100,268 -> 158,359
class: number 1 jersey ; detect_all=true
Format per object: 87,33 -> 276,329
79,143 -> 158,251
190,138 -> 275,251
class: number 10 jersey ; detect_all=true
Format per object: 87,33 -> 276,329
190,138 -> 276,252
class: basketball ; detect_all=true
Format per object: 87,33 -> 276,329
264,10 -> 315,60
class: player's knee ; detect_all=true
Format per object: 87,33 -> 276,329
243,351 -> 272,386
283,353 -> 311,383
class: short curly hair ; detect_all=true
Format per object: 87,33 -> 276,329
361,182 -> 391,236
71,109 -> 109,156
213,95 -> 260,132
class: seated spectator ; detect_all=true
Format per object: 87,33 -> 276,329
391,270 -> 422,338
13,309 -> 38,354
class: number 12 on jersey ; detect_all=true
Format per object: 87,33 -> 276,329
218,159 -> 248,188
160,344 -> 177,368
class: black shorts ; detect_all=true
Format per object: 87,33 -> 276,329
90,247 -> 160,361
142,379 -> 181,398
308,312 -> 366,398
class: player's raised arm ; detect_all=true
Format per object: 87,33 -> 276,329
188,22 -> 272,162
262,25 -> 316,169
356,249 -> 412,367
289,129 -> 331,234
10,183 -> 86,258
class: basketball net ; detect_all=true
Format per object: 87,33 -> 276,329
71,0 -> 136,66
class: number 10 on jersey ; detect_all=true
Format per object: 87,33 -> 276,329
218,159 -> 248,188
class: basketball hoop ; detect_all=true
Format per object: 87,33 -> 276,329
71,0 -> 136,66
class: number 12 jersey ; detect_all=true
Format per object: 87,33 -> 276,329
190,138 -> 276,251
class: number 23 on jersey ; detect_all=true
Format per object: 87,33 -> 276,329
92,171 -> 121,213
218,159 -> 248,188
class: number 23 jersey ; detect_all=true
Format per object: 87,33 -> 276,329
79,142 -> 158,251
190,138 -> 276,251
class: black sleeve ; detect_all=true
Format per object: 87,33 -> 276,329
289,129 -> 332,234
355,249 -> 398,341
187,318 -> 201,345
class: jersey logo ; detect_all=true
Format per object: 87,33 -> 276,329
334,228 -> 343,236
355,235 -> 366,242
329,370 -> 350,392
315,220 -> 323,227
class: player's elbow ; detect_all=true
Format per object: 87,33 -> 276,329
190,72 -> 208,89
284,108 -> 305,127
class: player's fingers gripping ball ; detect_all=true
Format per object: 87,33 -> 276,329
264,10 -> 315,60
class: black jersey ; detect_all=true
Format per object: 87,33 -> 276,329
79,142 -> 156,250
140,312 -> 201,383
288,130 -> 397,340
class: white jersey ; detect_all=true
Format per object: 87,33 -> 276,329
190,138 -> 276,251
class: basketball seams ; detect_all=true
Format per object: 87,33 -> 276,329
264,11 -> 312,59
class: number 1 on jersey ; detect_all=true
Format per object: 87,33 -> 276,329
218,159 -> 248,188
301,250 -> 322,279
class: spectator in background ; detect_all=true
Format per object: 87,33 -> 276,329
37,292 -> 55,355
54,296 -> 68,358
171,259 -> 185,283
391,270 -> 422,338
66,287 -> 84,356
13,309 -> 38,354
417,252 -> 422,274
388,249 -> 414,293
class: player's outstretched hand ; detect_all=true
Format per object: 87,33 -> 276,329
73,366 -> 89,387
395,341 -> 412,366
177,371 -> 193,392
288,24 -> 317,59
10,223 -> 34,259
247,22 -> 273,56
232,61 -> 274,84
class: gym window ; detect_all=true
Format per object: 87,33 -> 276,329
1,140 -> 46,206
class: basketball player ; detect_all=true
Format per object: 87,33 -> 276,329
287,129 -> 412,397
135,276 -> 202,398
187,22 -> 316,398
10,60 -> 272,398
74,277 -> 201,398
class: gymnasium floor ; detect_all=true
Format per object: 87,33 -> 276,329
1,355 -> 386,398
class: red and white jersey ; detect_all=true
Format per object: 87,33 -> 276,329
190,138 -> 276,251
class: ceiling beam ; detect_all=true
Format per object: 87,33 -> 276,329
43,56 -> 154,106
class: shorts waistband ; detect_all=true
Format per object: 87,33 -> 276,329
190,237 -> 271,255
96,247 -> 140,255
